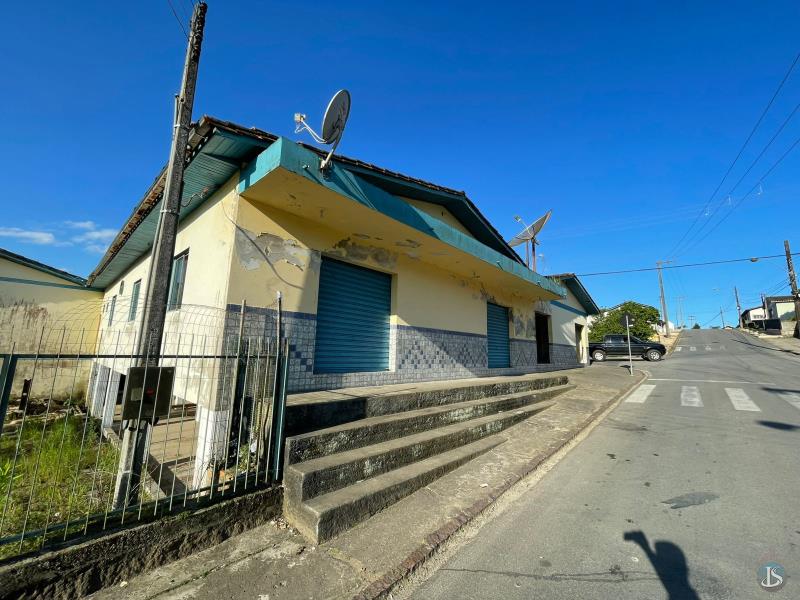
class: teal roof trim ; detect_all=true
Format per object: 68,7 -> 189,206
550,300 -> 588,317
0,275 -> 100,291
240,138 -> 566,298
550,274 -> 601,315
90,131 -> 255,289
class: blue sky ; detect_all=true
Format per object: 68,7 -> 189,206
2,1 -> 800,326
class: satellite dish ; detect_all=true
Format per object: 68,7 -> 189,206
507,210 -> 552,271
294,89 -> 352,171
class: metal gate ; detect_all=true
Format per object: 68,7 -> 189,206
313,257 -> 391,373
0,316 -> 289,559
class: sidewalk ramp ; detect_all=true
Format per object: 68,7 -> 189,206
283,375 -> 573,543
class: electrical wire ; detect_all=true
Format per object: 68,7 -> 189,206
166,0 -> 188,38
674,104 -> 800,258
577,252 -> 800,277
676,132 -> 800,256
667,49 -> 800,258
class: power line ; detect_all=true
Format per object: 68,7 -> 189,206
667,49 -> 800,258
674,100 -> 800,258
577,252 -> 800,277
166,0 -> 188,38
677,132 -> 800,255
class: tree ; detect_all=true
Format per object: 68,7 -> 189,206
589,301 -> 661,341
692,323 -> 701,329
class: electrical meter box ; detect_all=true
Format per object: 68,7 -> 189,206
121,366 -> 176,421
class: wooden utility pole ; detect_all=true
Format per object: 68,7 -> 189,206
734,286 -> 743,328
784,240 -> 800,338
719,307 -> 726,328
114,2 -> 208,509
656,260 -> 671,337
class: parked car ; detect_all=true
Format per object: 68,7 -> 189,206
589,334 -> 667,362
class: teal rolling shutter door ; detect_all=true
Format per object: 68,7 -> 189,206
314,258 -> 392,373
487,303 -> 510,368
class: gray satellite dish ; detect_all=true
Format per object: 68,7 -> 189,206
294,89 -> 352,170
508,210 -> 552,271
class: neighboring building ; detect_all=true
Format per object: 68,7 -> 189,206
741,306 -> 766,326
0,247 -> 102,398
765,295 -> 797,322
548,273 -> 601,364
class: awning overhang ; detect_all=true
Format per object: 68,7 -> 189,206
239,138 -> 565,301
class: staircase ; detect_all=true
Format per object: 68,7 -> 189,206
283,375 -> 573,543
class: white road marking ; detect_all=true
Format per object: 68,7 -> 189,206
720,345 -> 726,350
649,378 -> 776,385
625,384 -> 656,404
725,388 -> 761,411
675,346 -> 683,352
681,386 -> 703,407
689,346 -> 697,351
704,345 -> 712,351
780,392 -> 800,411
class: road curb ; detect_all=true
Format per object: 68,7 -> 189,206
352,370 -> 649,600
666,329 -> 684,355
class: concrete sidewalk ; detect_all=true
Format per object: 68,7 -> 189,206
91,365 -> 645,600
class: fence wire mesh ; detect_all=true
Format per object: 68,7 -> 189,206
0,299 -> 287,559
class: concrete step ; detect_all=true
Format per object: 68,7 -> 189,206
286,384 -> 574,465
285,374 -> 569,436
285,399 -> 555,503
288,435 -> 503,543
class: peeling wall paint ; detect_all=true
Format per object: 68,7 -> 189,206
329,238 -> 398,269
235,227 -> 319,272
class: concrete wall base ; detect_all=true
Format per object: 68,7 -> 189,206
0,486 -> 282,600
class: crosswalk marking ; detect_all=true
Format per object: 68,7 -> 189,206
705,345 -> 712,351
725,388 -> 761,412
780,392 -> 800,411
675,346 -> 683,352
625,384 -> 656,404
680,386 -> 703,407
689,346 -> 697,351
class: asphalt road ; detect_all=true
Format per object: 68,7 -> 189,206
410,329 -> 800,599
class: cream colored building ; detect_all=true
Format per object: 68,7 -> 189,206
77,116 -> 599,478
0,248 -> 102,398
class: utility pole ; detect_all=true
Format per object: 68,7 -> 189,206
785,240 -> 800,338
656,260 -> 671,337
676,295 -> 686,329
734,286 -> 743,328
720,307 -> 726,328
114,2 -> 208,509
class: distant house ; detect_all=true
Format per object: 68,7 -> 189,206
765,295 -> 797,322
741,306 -> 766,326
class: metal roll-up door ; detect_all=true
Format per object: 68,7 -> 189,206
487,302 -> 510,368
314,257 -> 392,373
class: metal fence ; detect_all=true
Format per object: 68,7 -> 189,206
0,302 -> 288,560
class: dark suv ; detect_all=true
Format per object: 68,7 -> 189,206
588,334 -> 666,362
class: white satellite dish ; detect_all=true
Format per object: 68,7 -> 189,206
508,210 -> 552,271
294,89 -> 351,171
